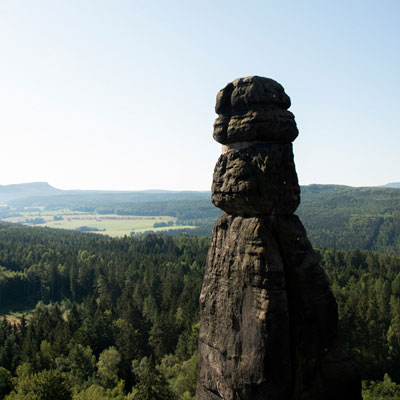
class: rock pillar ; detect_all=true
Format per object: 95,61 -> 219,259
196,76 -> 362,400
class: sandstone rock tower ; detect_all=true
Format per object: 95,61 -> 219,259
196,76 -> 362,400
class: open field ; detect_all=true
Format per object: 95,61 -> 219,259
0,302 -> 36,323
3,310 -> 28,325
2,211 -> 194,237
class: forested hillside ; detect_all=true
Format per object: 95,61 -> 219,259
0,223 -> 400,398
2,184 -> 400,253
382,183 -> 400,189
0,223 -> 206,399
297,185 -> 400,253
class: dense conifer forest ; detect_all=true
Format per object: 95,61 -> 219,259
0,222 -> 399,398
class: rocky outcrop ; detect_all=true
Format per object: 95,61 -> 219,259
213,77 -> 298,145
212,143 -> 299,215
196,76 -> 362,400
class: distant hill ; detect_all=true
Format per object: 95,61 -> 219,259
0,182 -> 62,202
0,182 -> 210,205
1,182 -> 400,253
297,184 -> 400,253
382,182 -> 400,188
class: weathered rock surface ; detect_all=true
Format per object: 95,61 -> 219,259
214,108 -> 298,145
214,76 -> 298,144
196,76 -> 362,400
197,214 -> 361,400
211,143 -> 300,215
197,214 -> 292,400
215,76 -> 292,115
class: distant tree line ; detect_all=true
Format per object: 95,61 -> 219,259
0,223 -> 399,398
3,185 -> 400,253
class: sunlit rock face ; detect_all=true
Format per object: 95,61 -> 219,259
196,76 -> 362,400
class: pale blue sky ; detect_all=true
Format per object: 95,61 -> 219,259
1,0 -> 399,190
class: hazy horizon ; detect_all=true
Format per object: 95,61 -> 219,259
1,1 -> 399,190
1,180 -> 399,193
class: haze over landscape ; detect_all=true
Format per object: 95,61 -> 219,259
1,0 -> 399,190
2,3 -> 400,399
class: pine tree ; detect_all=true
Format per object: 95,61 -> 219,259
132,357 -> 176,400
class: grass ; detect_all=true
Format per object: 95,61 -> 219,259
0,301 -> 36,324
2,211 -> 194,237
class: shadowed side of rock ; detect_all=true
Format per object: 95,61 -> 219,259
275,215 -> 362,400
197,213 -> 361,400
198,214 -> 292,400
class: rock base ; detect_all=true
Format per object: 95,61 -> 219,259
197,214 -> 362,400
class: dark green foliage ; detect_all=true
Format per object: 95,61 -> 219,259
0,367 -> 12,398
0,223 -> 208,310
297,185 -> 400,253
75,226 -> 103,232
0,225 -> 208,397
63,343 -> 96,384
319,248 -> 400,381
0,222 -> 399,397
362,374 -> 400,399
159,352 -> 198,399
7,368 -> 71,400
132,357 -> 176,400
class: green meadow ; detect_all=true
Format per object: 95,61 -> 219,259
2,211 -> 194,237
